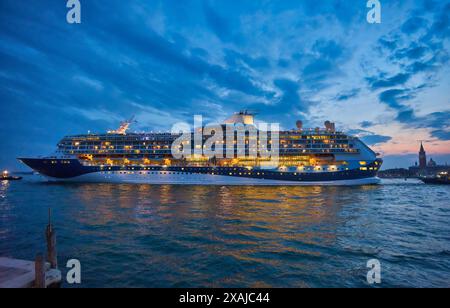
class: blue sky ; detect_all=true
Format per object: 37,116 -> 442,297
0,0 -> 449,170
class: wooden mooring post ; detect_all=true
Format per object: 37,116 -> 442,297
43,208 -> 61,288
0,208 -> 62,288
34,254 -> 45,288
46,208 -> 57,269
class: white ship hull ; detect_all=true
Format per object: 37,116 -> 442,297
42,171 -> 381,186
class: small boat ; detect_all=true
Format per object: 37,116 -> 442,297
1,171 -> 22,181
420,172 -> 450,185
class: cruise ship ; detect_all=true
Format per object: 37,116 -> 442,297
19,111 -> 382,185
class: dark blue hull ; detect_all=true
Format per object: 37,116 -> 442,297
18,158 -> 382,183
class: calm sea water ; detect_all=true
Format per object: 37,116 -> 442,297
1,176 -> 449,288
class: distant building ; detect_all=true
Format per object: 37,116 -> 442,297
428,158 -> 437,167
380,143 -> 449,178
409,143 -> 449,176
419,142 -> 427,169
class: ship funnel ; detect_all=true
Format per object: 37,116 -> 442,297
324,121 -> 335,132
296,120 -> 303,130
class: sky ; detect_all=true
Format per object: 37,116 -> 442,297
0,0 -> 449,170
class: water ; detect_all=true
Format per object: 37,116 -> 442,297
1,176 -> 449,288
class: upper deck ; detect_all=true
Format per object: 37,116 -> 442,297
56,128 -> 360,156
55,112 -> 369,157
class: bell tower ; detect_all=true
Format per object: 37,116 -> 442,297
419,142 -> 427,169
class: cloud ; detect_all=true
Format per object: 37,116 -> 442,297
303,58 -> 333,78
302,39 -> 348,85
127,101 -> 186,129
347,128 -> 392,146
428,3 -> 450,39
394,44 -> 428,60
361,135 -> 392,146
312,40 -> 343,60
377,89 -> 450,139
360,121 -> 374,128
273,78 -> 302,111
401,16 -> 428,34
378,37 -> 398,51
203,2 -> 234,43
335,88 -> 360,101
101,20 -> 273,99
64,107 -> 123,124
369,73 -> 411,90
224,49 -> 270,69
72,75 -> 104,91
379,89 -> 414,111
431,129 -> 450,140
362,1 -> 449,148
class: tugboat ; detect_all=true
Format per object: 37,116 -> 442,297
420,172 -> 450,185
1,170 -> 22,181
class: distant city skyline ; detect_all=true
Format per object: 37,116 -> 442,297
382,142 -> 448,169
0,0 -> 449,171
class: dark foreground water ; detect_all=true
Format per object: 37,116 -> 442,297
1,176 -> 449,288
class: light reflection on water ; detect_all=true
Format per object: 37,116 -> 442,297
0,177 -> 449,287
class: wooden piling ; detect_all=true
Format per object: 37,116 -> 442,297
0,209 -> 61,288
46,208 -> 57,269
34,254 -> 45,288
